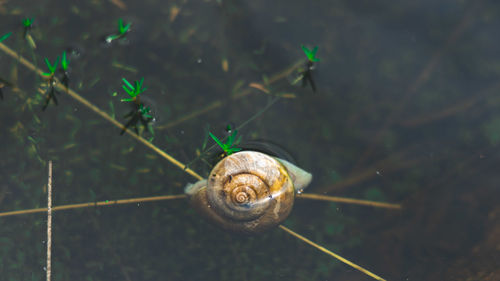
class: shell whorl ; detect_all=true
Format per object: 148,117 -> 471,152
206,151 -> 293,222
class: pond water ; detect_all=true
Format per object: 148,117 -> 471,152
1,0 -> 499,280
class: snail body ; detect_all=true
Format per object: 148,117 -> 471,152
185,151 -> 312,234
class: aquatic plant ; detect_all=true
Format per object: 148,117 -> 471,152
59,51 -> 70,88
209,126 -> 242,156
41,56 -> 60,110
119,77 -> 154,140
42,56 -> 59,77
105,18 -> 131,43
289,45 -> 320,92
301,45 -> 320,62
120,77 -> 146,103
22,17 -> 36,49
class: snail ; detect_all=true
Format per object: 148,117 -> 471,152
184,150 -> 312,234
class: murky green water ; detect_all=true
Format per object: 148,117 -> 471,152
1,0 -> 499,280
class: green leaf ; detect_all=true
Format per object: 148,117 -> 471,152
0,32 -> 12,42
118,18 -> 131,34
44,57 -> 60,75
61,51 -> 68,70
209,132 -> 225,149
122,85 -> 134,97
23,17 -> 33,28
301,45 -> 320,62
122,78 -> 134,90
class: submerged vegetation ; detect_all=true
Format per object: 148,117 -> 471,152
208,126 -> 242,156
104,18 -> 131,44
119,77 -> 155,140
41,56 -> 59,110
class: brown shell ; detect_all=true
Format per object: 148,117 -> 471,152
188,151 -> 295,234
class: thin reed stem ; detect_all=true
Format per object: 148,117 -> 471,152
46,161 -> 52,281
0,194 -> 186,218
297,193 -> 401,209
279,225 -> 386,281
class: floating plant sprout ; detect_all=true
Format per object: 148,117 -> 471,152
59,51 -> 70,88
119,77 -> 155,140
302,45 -> 320,63
290,45 -> 320,92
41,56 -> 60,111
105,18 -> 131,44
209,125 -> 242,157
22,17 -> 36,49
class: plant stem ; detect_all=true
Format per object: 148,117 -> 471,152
0,194 -> 186,218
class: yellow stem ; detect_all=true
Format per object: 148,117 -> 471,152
297,193 -> 402,209
279,225 -> 386,281
0,194 -> 186,218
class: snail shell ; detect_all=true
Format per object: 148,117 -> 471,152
185,151 -> 312,234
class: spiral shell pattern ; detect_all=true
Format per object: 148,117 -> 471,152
203,151 -> 295,233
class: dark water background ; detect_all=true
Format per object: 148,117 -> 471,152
1,0 -> 499,280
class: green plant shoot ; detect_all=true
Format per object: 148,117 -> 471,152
301,45 -> 320,62
43,57 -> 60,77
22,18 -> 36,49
0,32 -> 12,42
61,51 -> 69,71
121,77 -> 146,102
209,129 -> 241,156
118,18 -> 131,35
138,104 -> 152,119
22,18 -> 33,28
105,18 -> 131,43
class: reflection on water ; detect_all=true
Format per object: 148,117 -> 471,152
1,0 -> 499,280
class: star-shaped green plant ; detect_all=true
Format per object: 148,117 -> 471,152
118,77 -> 154,140
105,18 -> 131,43
209,128 -> 242,156
22,18 -> 33,29
301,45 -> 320,62
289,45 -> 320,92
121,77 -> 146,103
0,32 -> 11,42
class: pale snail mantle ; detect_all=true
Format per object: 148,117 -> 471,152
184,151 -> 313,234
